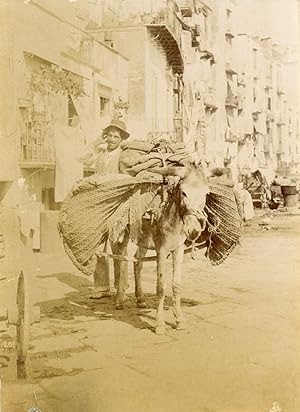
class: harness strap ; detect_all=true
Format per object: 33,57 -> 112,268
95,240 -> 207,263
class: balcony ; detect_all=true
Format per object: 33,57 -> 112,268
19,116 -> 55,168
145,2 -> 183,74
237,74 -> 246,87
180,0 -> 193,17
265,76 -> 272,89
203,89 -> 217,111
225,26 -> 235,39
197,36 -> 215,62
225,95 -> 238,109
225,61 -> 237,75
277,88 -> 285,96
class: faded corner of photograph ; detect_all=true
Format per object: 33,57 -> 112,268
0,0 -> 299,411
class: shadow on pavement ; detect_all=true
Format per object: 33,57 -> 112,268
36,271 -> 201,332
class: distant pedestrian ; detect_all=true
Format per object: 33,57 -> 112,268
237,181 -> 254,223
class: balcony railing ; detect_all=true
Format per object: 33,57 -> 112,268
145,1 -> 183,74
20,116 -> 55,166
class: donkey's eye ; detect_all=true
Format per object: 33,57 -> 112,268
181,191 -> 187,197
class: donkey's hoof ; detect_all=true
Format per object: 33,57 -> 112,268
115,302 -> 124,310
136,299 -> 147,309
176,321 -> 186,331
155,325 -> 166,335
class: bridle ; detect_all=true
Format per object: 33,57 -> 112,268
185,208 -> 207,221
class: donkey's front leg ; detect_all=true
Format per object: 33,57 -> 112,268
155,249 -> 168,335
134,247 -> 147,308
172,242 -> 186,330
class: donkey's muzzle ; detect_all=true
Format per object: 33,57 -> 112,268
183,213 -> 206,241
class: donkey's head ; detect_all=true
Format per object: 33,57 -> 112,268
179,164 -> 209,240
150,163 -> 210,240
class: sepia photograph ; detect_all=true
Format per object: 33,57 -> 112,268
0,0 -> 299,411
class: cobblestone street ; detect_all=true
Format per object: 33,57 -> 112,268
1,211 -> 299,412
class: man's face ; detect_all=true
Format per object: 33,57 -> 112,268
105,127 -> 122,151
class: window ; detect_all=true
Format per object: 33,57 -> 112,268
253,49 -> 257,69
268,97 -> 272,110
277,125 -> 282,144
99,96 -> 110,118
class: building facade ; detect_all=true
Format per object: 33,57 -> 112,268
1,0 -> 300,261
0,0 -> 129,257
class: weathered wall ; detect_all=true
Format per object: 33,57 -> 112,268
1,0 -> 129,254
97,27 -> 147,138
0,0 -> 18,182
144,31 -> 174,137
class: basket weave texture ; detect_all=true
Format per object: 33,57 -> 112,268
58,177 -> 243,276
204,183 -> 243,265
58,173 -> 161,276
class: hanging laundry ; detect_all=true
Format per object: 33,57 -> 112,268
15,181 -> 37,239
72,93 -> 102,145
30,194 -> 43,251
55,124 -> 84,202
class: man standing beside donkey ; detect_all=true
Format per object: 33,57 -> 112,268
80,118 -> 131,299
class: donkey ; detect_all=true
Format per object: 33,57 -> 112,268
114,164 -> 209,335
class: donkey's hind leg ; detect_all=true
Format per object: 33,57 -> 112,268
134,247 -> 147,308
172,243 -> 186,330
